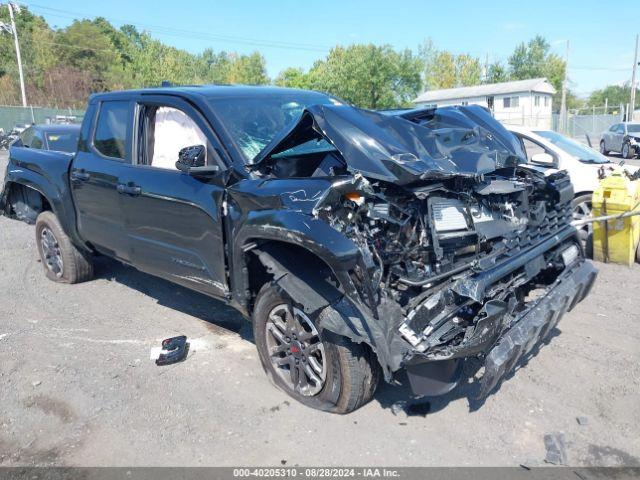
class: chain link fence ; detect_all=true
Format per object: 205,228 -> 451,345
0,105 -> 85,133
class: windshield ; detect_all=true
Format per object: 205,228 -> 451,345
207,92 -> 340,163
534,130 -> 610,164
628,124 -> 640,134
46,132 -> 78,153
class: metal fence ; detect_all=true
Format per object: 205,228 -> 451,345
0,105 -> 85,133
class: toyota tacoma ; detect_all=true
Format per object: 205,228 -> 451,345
0,86 -> 597,413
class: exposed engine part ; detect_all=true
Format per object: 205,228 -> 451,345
316,166 -> 577,365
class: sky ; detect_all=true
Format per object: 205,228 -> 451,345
20,0 -> 640,98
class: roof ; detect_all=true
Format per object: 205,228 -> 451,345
90,84 -> 331,103
413,78 -> 556,104
34,124 -> 80,133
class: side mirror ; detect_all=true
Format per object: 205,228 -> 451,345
176,144 -> 219,176
531,152 -> 555,166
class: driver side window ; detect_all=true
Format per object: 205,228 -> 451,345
140,106 -> 210,170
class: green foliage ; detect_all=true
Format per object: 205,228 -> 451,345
507,35 -> 567,108
294,44 -> 422,109
0,9 -> 598,114
485,62 -> 509,83
419,38 -> 481,90
586,84 -> 639,108
0,6 -> 269,107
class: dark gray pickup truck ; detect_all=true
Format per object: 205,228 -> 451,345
0,85 -> 597,413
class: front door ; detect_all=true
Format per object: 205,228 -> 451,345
117,97 -> 229,298
70,100 -> 133,262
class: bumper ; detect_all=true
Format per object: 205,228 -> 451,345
480,259 -> 597,396
406,259 -> 598,397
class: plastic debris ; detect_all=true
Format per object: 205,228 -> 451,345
155,335 -> 189,366
544,432 -> 567,465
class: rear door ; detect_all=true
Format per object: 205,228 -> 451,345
117,95 -> 229,298
70,100 -> 133,262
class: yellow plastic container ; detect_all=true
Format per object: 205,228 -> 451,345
592,172 -> 640,265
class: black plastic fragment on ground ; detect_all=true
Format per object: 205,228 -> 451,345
155,335 -> 189,366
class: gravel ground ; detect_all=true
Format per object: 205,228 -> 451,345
0,150 -> 639,467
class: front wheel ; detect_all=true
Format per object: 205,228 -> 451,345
253,283 -> 379,413
572,194 -> 593,247
622,142 -> 634,159
35,211 -> 94,283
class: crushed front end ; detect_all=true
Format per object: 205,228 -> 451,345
316,166 -> 597,396
251,104 -> 598,397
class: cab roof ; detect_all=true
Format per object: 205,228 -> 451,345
89,84 -> 325,104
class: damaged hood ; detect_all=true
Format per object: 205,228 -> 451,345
252,104 -> 525,184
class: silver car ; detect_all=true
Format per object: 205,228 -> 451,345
600,122 -> 640,159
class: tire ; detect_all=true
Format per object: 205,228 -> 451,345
253,283 -> 379,414
599,140 -> 609,155
572,194 -> 593,245
35,211 -> 94,283
622,142 -> 634,159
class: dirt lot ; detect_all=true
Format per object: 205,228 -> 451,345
0,150 -> 639,467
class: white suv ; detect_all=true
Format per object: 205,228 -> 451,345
508,125 -> 634,245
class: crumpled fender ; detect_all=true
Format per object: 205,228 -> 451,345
230,209 -> 367,309
253,243 -> 403,380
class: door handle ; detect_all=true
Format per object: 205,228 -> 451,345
71,170 -> 90,181
117,184 -> 142,196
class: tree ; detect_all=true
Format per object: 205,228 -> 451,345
275,67 -> 314,89
419,38 -> 481,90
587,84 -> 640,108
309,44 -> 422,109
508,35 -> 567,108
485,62 -> 509,83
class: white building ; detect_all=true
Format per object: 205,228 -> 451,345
413,78 -> 556,129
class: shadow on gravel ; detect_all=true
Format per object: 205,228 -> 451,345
93,256 -> 564,415
373,327 -> 562,415
93,256 -> 253,341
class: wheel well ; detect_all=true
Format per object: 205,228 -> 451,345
573,191 -> 593,201
244,241 -> 341,316
5,182 -> 52,224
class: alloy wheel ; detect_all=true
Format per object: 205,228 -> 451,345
40,227 -> 64,278
572,200 -> 592,243
623,143 -> 630,158
265,304 -> 327,396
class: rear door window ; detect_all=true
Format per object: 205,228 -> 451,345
93,101 -> 130,160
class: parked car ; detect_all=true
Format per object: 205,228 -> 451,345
0,86 -> 596,413
13,124 -> 80,154
507,126 -> 633,245
600,122 -> 640,159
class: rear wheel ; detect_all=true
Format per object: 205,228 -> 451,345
253,283 -> 379,413
599,140 -> 608,155
35,211 -> 94,283
572,194 -> 593,246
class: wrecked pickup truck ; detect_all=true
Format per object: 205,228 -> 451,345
0,86 -> 597,413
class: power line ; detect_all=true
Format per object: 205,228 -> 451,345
23,3 -> 332,53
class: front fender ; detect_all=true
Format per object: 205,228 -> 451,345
230,208 -> 365,310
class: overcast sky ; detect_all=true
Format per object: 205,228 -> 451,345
24,0 -> 639,97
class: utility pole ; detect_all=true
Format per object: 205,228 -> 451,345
630,34 -> 639,122
4,2 -> 27,107
560,40 -> 569,133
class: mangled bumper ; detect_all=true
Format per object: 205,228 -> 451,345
407,259 -> 597,397
479,259 -> 597,396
